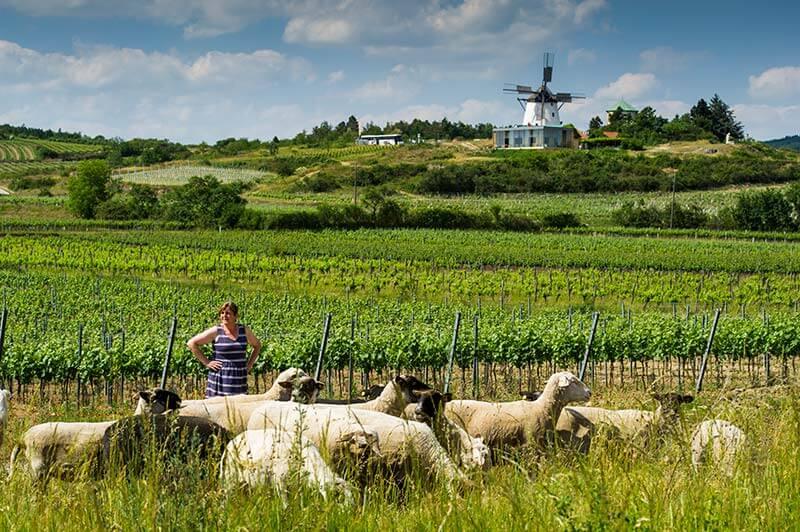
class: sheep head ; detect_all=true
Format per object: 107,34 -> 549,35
393,375 -> 433,405
273,367 -> 308,400
412,389 -> 452,424
291,376 -> 324,404
135,388 -> 182,415
553,372 -> 591,403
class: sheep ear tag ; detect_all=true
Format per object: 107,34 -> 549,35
558,374 -> 572,387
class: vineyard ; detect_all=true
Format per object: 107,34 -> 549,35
115,164 -> 267,186
0,161 -> 68,178
1,229 -> 799,397
0,139 -> 104,161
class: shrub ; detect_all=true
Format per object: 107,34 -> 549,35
542,212 -> 582,228
160,175 -> 246,229
732,189 -> 795,231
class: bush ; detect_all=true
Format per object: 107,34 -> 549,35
732,189 -> 795,231
611,200 -> 708,229
10,175 -> 56,190
298,172 -> 341,192
160,176 -> 246,229
542,212 -> 582,228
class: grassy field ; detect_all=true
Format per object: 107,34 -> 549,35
1,383 -> 797,530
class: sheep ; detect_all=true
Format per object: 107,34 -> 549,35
220,428 -> 360,503
102,414 -> 231,476
247,402 -> 465,488
347,375 -> 430,417
134,373 -> 322,434
0,389 -> 10,449
409,388 -> 490,471
133,367 -> 306,416
9,421 -> 115,481
445,371 -> 591,452
559,392 -> 694,444
691,419 -> 746,476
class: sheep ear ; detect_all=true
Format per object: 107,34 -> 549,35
138,391 -> 152,402
558,374 -> 572,387
681,394 -> 694,403
394,375 -> 405,385
443,393 -> 452,402
410,389 -> 423,399
278,381 -> 294,389
315,381 -> 325,390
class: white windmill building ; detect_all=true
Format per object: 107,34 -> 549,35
494,53 -> 584,149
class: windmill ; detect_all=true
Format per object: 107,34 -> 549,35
504,52 -> 584,127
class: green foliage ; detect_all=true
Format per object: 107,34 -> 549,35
732,189 -> 796,231
159,175 -> 246,228
9,174 -> 56,190
542,212 -> 582,228
66,159 -> 111,218
96,184 -> 159,220
612,200 -> 709,229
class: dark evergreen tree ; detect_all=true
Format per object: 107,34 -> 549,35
708,94 -> 744,141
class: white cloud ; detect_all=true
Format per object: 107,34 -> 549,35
594,73 -> 657,101
327,70 -> 345,84
284,17 -> 355,44
748,66 -> 800,100
568,48 -> 596,66
733,103 -> 800,140
0,39 -> 319,142
574,0 -> 607,24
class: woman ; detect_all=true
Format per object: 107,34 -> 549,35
187,301 -> 261,398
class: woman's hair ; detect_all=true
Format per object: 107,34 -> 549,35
218,301 -> 239,318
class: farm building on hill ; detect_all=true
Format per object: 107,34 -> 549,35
606,99 -> 638,123
356,134 -> 403,146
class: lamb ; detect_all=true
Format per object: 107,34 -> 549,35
0,389 -> 10,449
133,367 -> 307,416
220,428 -> 363,503
691,419 -> 746,476
247,402 -> 465,487
409,388 -> 490,471
445,371 -> 591,452
559,392 -> 694,445
9,421 -> 115,481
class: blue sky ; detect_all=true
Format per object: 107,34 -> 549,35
1,0 -> 798,143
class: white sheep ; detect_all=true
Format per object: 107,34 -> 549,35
445,371 -> 591,452
247,402 -> 465,487
558,392 -> 694,449
691,419 -> 746,476
220,428 -> 355,503
133,367 -> 307,416
0,389 -> 10,449
9,421 -> 115,481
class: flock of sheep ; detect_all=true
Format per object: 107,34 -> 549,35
0,370 -> 748,500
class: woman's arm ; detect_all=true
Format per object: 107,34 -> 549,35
244,326 -> 262,372
187,326 -> 221,371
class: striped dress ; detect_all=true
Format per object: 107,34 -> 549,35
205,324 -> 249,398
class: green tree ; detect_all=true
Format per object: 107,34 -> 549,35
268,136 -> 280,156
708,94 -> 744,141
67,159 -> 111,218
160,175 -> 246,228
732,189 -> 794,231
588,116 -> 604,138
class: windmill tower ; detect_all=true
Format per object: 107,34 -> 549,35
504,52 -> 584,127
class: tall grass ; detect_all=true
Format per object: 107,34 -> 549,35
1,387 -> 798,530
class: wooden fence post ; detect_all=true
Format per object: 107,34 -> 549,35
695,309 -> 721,393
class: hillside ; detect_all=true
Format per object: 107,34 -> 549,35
765,135 -> 800,151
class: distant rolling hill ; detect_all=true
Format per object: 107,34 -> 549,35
764,135 -> 800,151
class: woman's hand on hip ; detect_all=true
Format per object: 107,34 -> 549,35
207,360 -> 223,371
